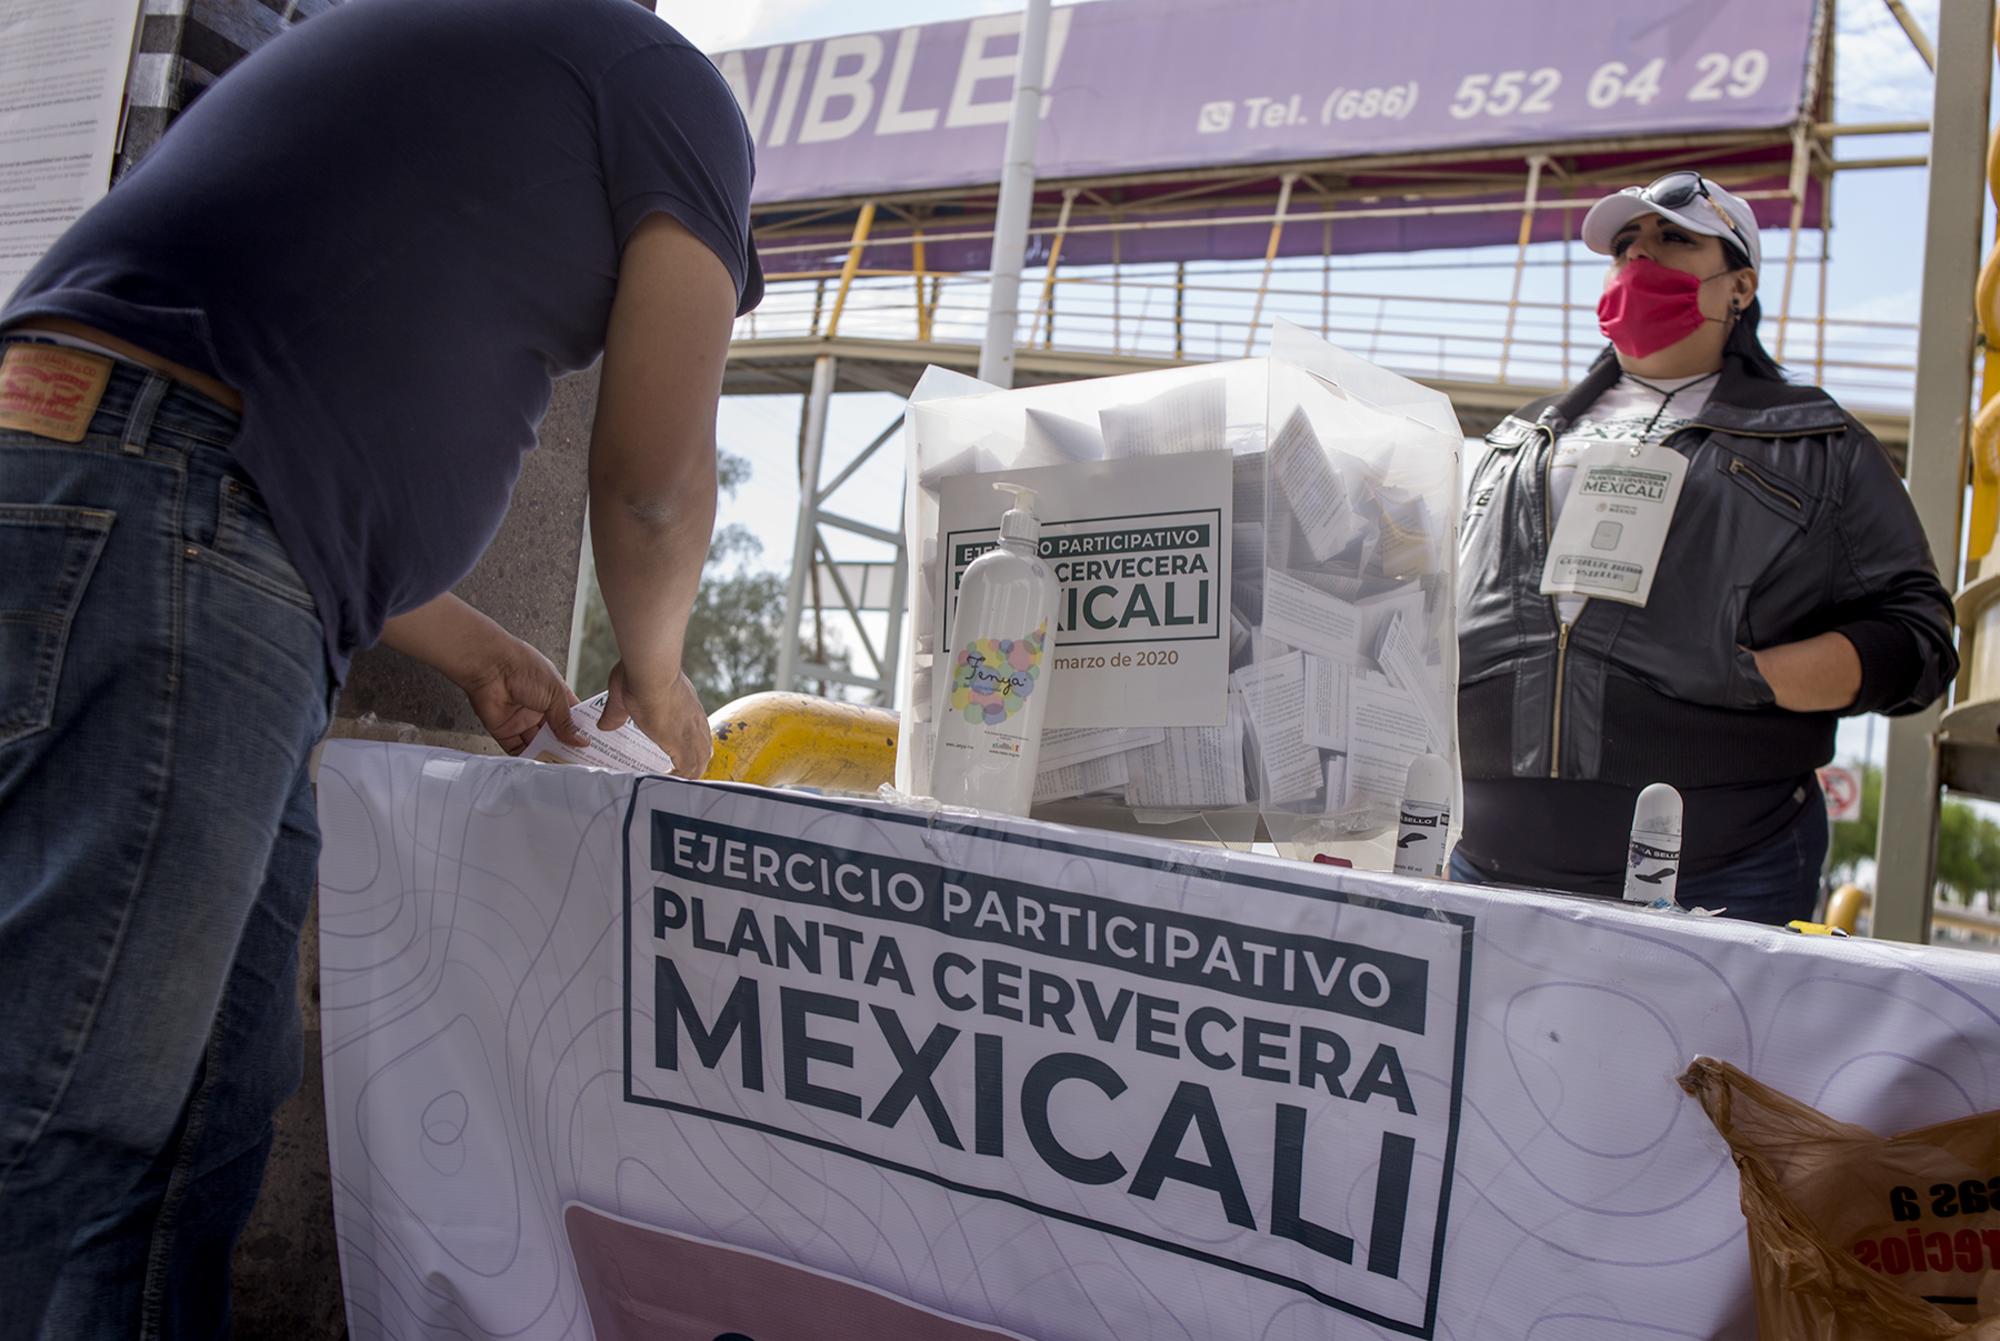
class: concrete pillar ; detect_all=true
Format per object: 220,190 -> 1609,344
230,368 -> 598,1337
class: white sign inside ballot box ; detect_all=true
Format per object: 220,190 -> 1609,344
937,451 -> 1232,728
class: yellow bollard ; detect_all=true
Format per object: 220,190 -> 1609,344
1825,883 -> 1869,936
702,692 -> 899,793
1969,119 -> 2000,562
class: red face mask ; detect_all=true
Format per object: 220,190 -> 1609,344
1597,257 -> 1710,358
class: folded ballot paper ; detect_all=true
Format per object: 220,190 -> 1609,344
524,691 -> 677,774
894,323 -> 1461,861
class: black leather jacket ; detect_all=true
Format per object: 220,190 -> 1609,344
1458,353 -> 1957,788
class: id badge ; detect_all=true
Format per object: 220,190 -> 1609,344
1539,440 -> 1688,608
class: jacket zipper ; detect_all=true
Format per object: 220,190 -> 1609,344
1532,416 -> 1822,779
1673,420 -> 1840,441
1551,622 -> 1571,778
1726,458 -> 1803,512
1666,419 -> 1810,511
1537,425 -> 1569,779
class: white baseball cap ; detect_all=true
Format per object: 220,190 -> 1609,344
1582,172 -> 1761,271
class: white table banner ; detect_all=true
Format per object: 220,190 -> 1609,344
316,742 -> 2000,1340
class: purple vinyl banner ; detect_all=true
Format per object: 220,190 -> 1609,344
716,0 -> 1822,207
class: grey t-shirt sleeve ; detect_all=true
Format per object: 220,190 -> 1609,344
595,42 -> 764,314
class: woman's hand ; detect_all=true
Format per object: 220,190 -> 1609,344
599,663 -> 712,778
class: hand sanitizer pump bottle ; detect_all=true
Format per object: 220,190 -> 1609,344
927,482 -> 1059,816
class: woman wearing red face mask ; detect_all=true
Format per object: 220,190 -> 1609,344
1452,172 -> 1956,924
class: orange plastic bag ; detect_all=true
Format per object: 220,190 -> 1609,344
1680,1057 -> 2000,1339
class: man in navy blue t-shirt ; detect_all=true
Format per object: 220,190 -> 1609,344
0,1 -> 760,1332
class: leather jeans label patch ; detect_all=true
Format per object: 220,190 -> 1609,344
0,345 -> 114,443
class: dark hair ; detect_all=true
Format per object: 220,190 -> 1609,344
1720,241 -> 1786,382
1724,297 -> 1785,382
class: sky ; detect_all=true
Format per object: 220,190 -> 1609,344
653,0 -> 1955,780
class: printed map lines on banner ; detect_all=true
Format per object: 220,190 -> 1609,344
324,763 -> 633,1338
313,766 -> 383,896
928,1194 -> 1014,1330
619,887 -> 981,1306
972,1215 -> 1169,1341
619,776 -> 1477,1340
467,841 -> 623,1192
1519,1312 -> 1709,1339
1447,1176 -> 1742,1341
1918,972 -> 2000,1036
1441,1096 -> 1744,1267
1761,970 -> 2000,1114
1812,1053 -> 1978,1118
622,998 -> 1003,1296
1502,983 -> 1690,1162
1768,967 -> 2000,1059
615,1083 -> 1438,1331
1486,901 -> 1760,1074
611,969 -> 920,1292
327,1168 -> 520,1338
607,1127 -> 893,1290
317,794 -> 550,1018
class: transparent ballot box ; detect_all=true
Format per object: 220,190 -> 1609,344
894,324 -> 1463,866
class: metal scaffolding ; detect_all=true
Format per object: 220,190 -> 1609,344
735,129 -> 1922,399
769,353 -> 912,705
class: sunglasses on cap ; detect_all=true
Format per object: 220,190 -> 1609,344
1630,171 -> 1755,268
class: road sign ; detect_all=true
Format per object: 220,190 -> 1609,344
1817,766 -> 1862,823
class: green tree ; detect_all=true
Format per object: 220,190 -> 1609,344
1824,761 -> 2000,905
573,449 -> 843,709
1826,762 -> 1882,885
1936,801 -> 2000,904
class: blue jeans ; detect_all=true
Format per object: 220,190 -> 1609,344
0,345 -> 332,1339
1448,795 -> 1828,928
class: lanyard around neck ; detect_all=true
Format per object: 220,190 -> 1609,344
1622,369 -> 1721,443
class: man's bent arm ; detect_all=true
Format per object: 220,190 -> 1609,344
380,592 -> 509,686
380,593 -> 587,753
587,213 -> 738,766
